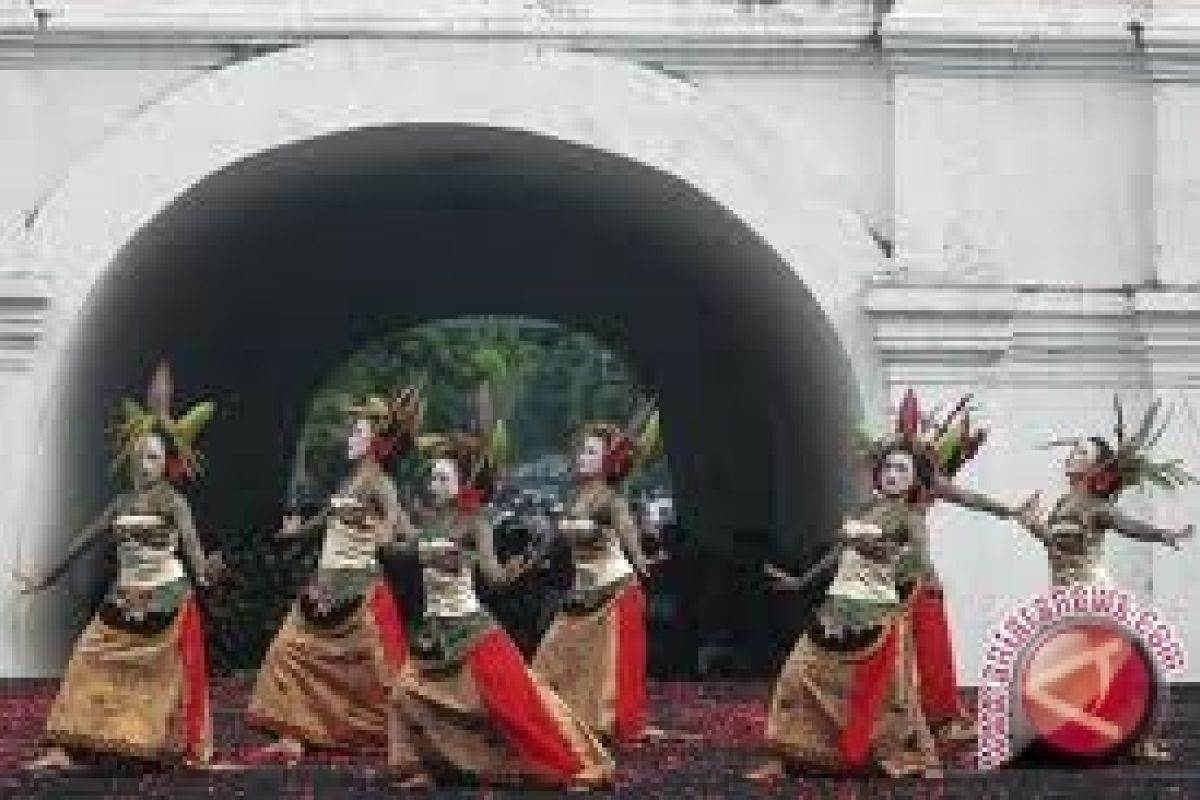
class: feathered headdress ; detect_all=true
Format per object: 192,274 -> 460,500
855,389 -> 988,479
112,361 -> 214,483
1046,396 -> 1196,497
347,385 -> 425,464
574,398 -> 662,485
416,380 -> 507,513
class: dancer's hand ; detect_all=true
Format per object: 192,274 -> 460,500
12,568 -> 47,596
1166,523 -> 1194,550
203,551 -> 231,585
763,563 -> 801,591
277,514 -> 301,538
838,518 -> 893,560
646,551 -> 669,569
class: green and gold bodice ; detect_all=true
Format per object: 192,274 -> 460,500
562,482 -> 635,594
1041,493 -> 1112,586
110,484 -> 191,589
818,496 -> 916,636
418,511 -> 484,618
409,509 -> 494,670
103,483 -> 198,622
316,473 -> 395,574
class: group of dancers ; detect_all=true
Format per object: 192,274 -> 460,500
14,361 -> 1196,787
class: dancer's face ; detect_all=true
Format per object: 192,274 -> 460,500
1065,440 -> 1098,479
576,435 -> 605,478
878,451 -> 916,498
347,418 -> 373,462
430,458 -> 460,504
138,434 -> 167,483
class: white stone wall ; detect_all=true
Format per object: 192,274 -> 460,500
0,1 -> 1197,679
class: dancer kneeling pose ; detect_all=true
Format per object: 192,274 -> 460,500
385,417 -> 614,790
751,437 -> 943,781
874,391 -> 1020,751
246,390 -> 421,763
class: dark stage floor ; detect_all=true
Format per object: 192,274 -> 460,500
0,679 -> 1197,798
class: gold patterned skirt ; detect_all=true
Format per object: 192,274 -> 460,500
44,594 -> 212,764
531,578 -> 646,742
390,620 -> 614,788
247,579 -> 407,748
764,614 -> 939,777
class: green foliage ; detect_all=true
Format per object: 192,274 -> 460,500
295,317 -> 655,498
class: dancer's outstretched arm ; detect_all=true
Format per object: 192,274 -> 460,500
17,496 -> 121,594
276,505 -> 328,541
934,478 -> 1021,519
1100,505 -> 1194,549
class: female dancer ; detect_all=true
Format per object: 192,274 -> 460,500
888,392 -> 1016,749
1017,397 -> 1193,585
385,412 -> 614,790
750,410 -> 952,780
748,393 -> 1022,782
1015,396 -> 1194,760
246,390 -> 421,763
18,362 -> 224,769
530,404 -> 660,743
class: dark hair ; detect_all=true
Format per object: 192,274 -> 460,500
873,441 -> 935,502
1088,436 -> 1115,463
431,438 -> 496,505
1086,436 -> 1121,499
574,425 -> 635,486
358,416 -> 413,471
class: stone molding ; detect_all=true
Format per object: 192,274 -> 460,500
2,1 -> 1198,77
864,280 -> 1200,386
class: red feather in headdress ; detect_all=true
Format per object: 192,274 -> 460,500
896,388 -> 922,443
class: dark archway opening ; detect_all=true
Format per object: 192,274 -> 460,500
53,125 -> 861,676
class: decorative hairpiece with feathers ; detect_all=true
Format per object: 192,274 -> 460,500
416,380 -> 508,512
1112,396 -> 1196,492
112,361 -> 214,483
575,398 -> 662,485
855,388 -> 988,479
348,386 -> 425,443
1044,396 -> 1196,497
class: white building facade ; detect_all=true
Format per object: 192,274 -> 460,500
1,0 -> 1199,682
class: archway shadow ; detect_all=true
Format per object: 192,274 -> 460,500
52,125 -> 861,675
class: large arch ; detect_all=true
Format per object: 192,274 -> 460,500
7,41 -> 887,675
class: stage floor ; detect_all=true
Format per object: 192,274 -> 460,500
0,679 -> 1197,798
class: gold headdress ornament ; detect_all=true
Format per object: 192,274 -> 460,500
1042,395 -> 1197,497
346,384 -> 425,462
347,385 -> 425,440
112,361 -> 214,482
573,398 -> 662,484
416,379 -> 508,511
854,389 -> 988,479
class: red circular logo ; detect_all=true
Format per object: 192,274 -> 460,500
1018,621 -> 1155,758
